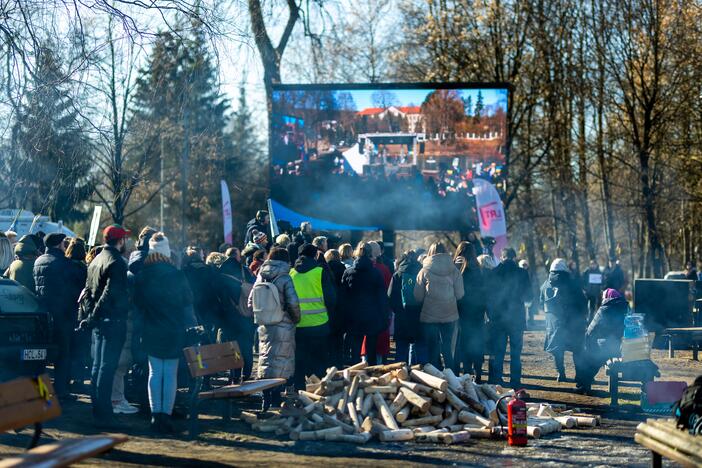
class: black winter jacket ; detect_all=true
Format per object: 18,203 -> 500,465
134,259 -> 194,359
586,296 -> 628,344
86,245 -> 130,323
33,248 -> 82,320
491,259 -> 532,328
455,258 -> 487,323
327,259 -> 347,290
339,256 -> 388,336
182,258 -> 229,330
388,256 -> 421,341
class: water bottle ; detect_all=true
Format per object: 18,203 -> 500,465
623,313 -> 646,339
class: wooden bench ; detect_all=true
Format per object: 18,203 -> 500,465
184,341 -> 286,437
0,374 -> 126,467
635,418 -> 702,467
662,327 -> 702,361
605,358 -> 659,406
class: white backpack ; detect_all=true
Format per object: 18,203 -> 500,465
251,280 -> 284,325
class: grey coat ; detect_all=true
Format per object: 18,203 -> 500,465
414,253 -> 465,323
248,260 -> 301,379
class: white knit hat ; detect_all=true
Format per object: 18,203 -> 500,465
149,232 -> 171,258
550,258 -> 569,272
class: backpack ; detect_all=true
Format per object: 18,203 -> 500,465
401,271 -> 420,308
673,375 -> 702,434
251,280 -> 284,325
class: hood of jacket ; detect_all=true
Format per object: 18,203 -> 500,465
294,254 -> 318,274
422,253 -> 456,276
260,260 -> 290,280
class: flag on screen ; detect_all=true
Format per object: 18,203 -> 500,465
472,178 -> 508,257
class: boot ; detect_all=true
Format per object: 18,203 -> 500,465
261,390 -> 271,413
150,413 -> 162,433
160,413 -> 176,434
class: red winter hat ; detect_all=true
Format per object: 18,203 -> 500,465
103,224 -> 131,242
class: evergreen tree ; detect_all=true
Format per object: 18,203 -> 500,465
463,95 -> 473,118
129,20 -> 232,249
11,46 -> 92,222
473,90 -> 484,124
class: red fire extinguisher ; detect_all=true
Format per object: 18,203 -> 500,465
498,389 -> 528,446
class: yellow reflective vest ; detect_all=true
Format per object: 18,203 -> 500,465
290,266 -> 329,328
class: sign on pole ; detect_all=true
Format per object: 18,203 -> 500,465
221,180 -> 233,245
88,206 -> 103,247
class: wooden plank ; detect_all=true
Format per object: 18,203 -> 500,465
183,341 -> 242,362
198,379 -> 286,399
635,433 -> 702,467
0,436 -> 127,468
0,375 -> 61,434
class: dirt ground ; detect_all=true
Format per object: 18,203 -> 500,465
2,316 -> 701,467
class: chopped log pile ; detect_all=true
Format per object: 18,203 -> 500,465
241,362 -> 601,444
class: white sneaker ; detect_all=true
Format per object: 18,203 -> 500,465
112,400 -> 139,414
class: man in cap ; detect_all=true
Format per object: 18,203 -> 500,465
84,224 -> 131,426
34,232 -> 82,401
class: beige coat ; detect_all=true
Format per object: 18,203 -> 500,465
414,253 -> 465,323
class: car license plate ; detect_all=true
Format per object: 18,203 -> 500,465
21,348 -> 47,361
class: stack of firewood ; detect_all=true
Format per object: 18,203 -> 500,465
240,362 -> 600,444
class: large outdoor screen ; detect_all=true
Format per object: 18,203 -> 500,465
270,83 -> 509,231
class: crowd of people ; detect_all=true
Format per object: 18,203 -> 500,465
0,211 -> 635,434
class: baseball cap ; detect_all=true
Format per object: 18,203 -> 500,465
44,232 -> 66,249
103,224 -> 132,242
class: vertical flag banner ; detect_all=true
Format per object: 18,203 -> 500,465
472,178 -> 508,258
88,206 -> 103,247
220,180 -> 233,245
267,198 -> 280,239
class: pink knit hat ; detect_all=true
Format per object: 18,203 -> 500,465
603,288 -> 622,300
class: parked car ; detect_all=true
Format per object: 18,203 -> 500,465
0,279 -> 53,381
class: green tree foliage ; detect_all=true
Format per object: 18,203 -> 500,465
10,46 -> 93,222
129,21 -> 233,250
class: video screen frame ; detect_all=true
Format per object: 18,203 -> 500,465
270,82 -> 512,231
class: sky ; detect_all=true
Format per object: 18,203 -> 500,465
340,88 -> 509,110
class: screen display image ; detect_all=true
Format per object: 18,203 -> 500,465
270,83 -> 509,231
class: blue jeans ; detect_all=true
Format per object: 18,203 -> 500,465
148,356 -> 179,415
91,321 -> 126,418
418,321 -> 458,371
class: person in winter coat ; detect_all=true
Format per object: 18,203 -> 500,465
339,242 -> 389,366
0,232 -> 13,272
219,248 -> 257,383
454,242 -> 487,382
603,255 -> 626,292
579,288 -> 629,393
34,233 -> 83,400
65,238 -> 90,388
414,242 -> 464,371
242,231 -> 268,266
134,233 -> 195,433
182,247 -> 228,342
249,249 -> 266,276
324,249 -> 347,368
248,248 -> 301,410
488,247 -> 532,386
338,243 -> 354,268
388,250 -> 422,366
290,243 -> 336,389
244,210 -> 270,246
128,226 -> 157,280
361,241 -> 392,364
287,222 -> 313,265
5,238 -> 38,292
84,225 -> 131,427
540,258 -> 588,388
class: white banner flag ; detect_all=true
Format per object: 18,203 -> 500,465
221,180 -> 233,245
472,178 -> 508,257
88,206 -> 103,247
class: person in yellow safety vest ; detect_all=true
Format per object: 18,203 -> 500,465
290,243 -> 337,390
